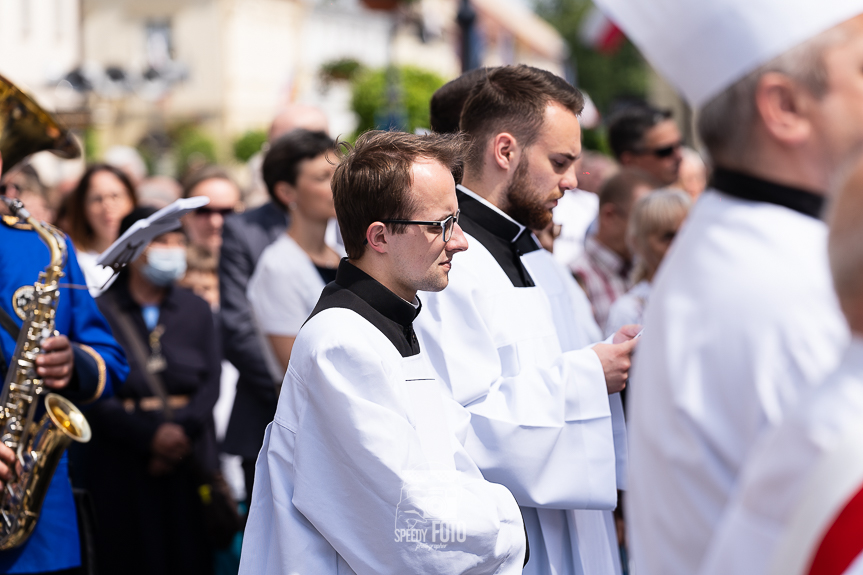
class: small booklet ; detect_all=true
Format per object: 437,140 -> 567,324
97,196 -> 209,271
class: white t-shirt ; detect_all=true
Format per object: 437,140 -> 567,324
248,233 -> 341,338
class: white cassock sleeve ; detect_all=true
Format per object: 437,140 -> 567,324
418,259 -> 616,510
242,312 -> 526,575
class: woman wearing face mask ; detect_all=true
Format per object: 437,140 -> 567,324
64,164 -> 137,295
604,188 -> 691,338
76,207 -> 221,575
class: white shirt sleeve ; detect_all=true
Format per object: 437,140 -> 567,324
417,263 -> 617,511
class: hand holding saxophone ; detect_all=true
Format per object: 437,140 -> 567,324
0,445 -> 13,488
35,336 -> 74,389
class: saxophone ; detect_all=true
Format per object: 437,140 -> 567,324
0,197 -> 92,549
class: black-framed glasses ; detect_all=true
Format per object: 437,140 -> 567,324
381,209 -> 461,243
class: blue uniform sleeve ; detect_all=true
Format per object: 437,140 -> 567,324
61,240 -> 128,403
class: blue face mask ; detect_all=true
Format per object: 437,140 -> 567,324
141,246 -> 187,286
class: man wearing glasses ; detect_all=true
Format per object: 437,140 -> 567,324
608,104 -> 683,186
415,64 -> 639,575
239,129 -> 528,574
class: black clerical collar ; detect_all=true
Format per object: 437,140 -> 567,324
333,260 -> 421,327
456,186 -> 540,288
306,259 -> 421,357
457,185 -> 525,240
711,168 -> 825,219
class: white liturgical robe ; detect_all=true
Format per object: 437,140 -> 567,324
627,171 -> 850,575
239,262 -> 526,575
699,337 -> 863,575
417,187 -> 623,575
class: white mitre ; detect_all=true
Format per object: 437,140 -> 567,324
592,0 -> 863,108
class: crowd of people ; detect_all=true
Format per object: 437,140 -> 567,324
1,0 -> 863,573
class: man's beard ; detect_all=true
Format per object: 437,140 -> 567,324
502,156 -> 558,230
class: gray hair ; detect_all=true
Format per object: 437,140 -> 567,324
698,24 -> 850,166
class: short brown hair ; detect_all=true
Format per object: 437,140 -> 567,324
181,165 -> 237,199
430,67 -> 491,134
598,167 -> 662,209
332,130 -> 465,260
460,65 -> 584,171
262,130 -> 335,207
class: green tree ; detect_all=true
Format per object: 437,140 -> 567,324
172,124 -> 218,178
535,0 -> 648,114
351,65 -> 446,136
233,129 -> 268,163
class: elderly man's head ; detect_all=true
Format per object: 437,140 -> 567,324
268,104 -> 329,142
699,15 -> 863,188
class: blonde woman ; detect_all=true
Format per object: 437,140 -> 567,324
605,189 -> 691,337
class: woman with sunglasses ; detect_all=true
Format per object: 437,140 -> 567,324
605,188 -> 691,338
64,163 -> 138,295
247,131 -> 342,379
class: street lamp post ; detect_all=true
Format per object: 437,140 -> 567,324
457,0 -> 477,73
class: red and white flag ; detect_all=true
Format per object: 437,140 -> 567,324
578,6 -> 624,54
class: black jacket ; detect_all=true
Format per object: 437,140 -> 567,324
77,276 -> 221,575
219,201 -> 288,458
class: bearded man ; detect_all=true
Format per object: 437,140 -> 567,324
415,64 -> 638,575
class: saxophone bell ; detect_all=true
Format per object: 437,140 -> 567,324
44,394 -> 92,444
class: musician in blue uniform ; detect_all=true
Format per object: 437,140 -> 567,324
0,207 -> 128,574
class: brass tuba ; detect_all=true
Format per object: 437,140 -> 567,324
0,72 -> 88,550
0,73 -> 80,174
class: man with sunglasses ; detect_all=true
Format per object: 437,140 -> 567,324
181,166 -> 241,261
415,64 -> 639,575
240,130 -> 528,575
608,104 -> 683,186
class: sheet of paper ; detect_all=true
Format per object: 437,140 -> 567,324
96,196 -> 210,269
